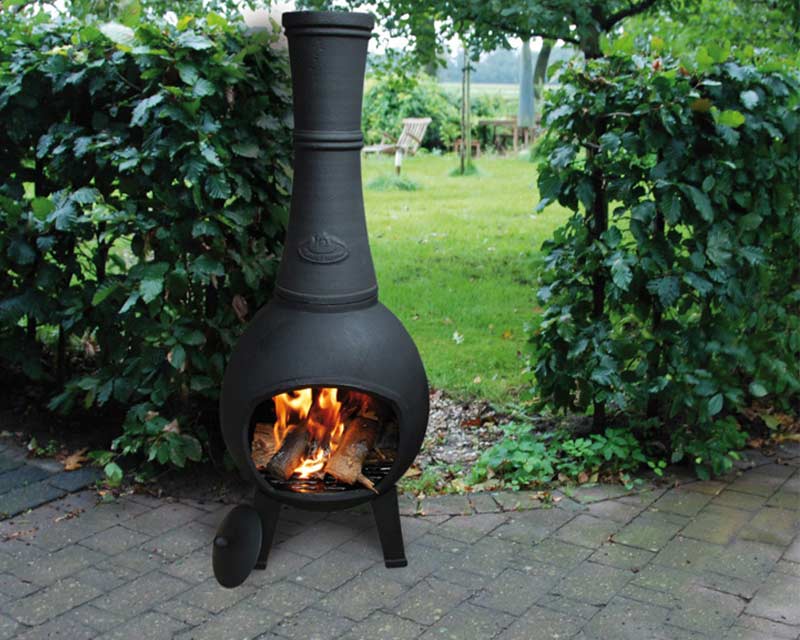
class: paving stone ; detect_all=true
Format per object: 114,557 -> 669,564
583,595 -> 670,639
96,611 -> 187,640
436,512 -> 508,543
679,504 -> 753,544
0,571 -> 40,597
617,487 -> 667,507
11,543 -> 106,585
552,561 -> 632,606
711,490 -> 768,511
469,493 -> 502,513
105,547 -> 169,577
247,548 -> 314,586
553,514 -> 619,548
521,538 -> 593,570
5,577 -> 102,625
726,625 -> 785,639
449,536 -> 522,578
611,510 -> 688,552
340,610 -> 425,640
585,499 -> 643,523
176,601 -> 281,640
738,507 -> 798,546
682,480 -> 727,495
418,601 -> 514,640
589,542 -> 655,571
65,604 -> 126,633
318,573 -> 407,621
0,614 -> 18,640
0,464 -> 50,494
0,454 -> 23,474
745,571 -> 800,626
79,524 -> 151,555
735,614 -> 800,639
491,508 -> 575,545
619,583 -> 681,609
495,604 -> 583,640
392,576 -> 469,624
94,571 -> 190,616
653,536 -> 723,572
491,491 -> 547,511
667,585 -> 745,636
536,593 -> 602,620
272,606 -> 353,640
651,489 -> 713,517
123,502 -> 205,536
417,494 -> 471,516
140,520 -> 211,560
397,493 -> 419,516
714,540 -> 782,581
250,580 -> 322,617
177,577 -> 257,614
291,548 -> 373,591
47,468 -> 101,493
728,470 -> 788,497
276,521 -> 359,559
775,559 -> 800,577
154,600 -> 211,627
767,487 -> 800,510
784,536 -> 800,563
0,480 -> 66,518
472,567 -> 548,615
569,484 -> 635,504
12,614 -> 97,640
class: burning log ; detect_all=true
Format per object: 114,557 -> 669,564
266,421 -> 311,480
324,416 -> 379,492
252,423 -> 277,470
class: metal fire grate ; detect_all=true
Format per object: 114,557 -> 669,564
267,462 -> 393,493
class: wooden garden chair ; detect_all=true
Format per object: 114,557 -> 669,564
363,117 -> 431,174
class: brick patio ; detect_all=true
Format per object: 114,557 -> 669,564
1,443 -> 798,640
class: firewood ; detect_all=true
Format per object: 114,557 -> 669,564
252,423 -> 277,470
266,421 -> 311,480
324,416 -> 379,492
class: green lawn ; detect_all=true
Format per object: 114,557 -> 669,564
363,153 -> 568,404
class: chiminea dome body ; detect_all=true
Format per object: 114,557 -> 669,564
219,11 -> 429,510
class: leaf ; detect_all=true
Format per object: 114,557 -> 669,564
204,173 -> 231,200
647,276 -> 680,308
232,142 -> 260,158
193,78 -> 215,98
176,31 -> 214,50
130,93 -> 164,127
8,238 -> 36,265
610,255 -> 633,291
176,63 -> 199,85
749,382 -> 768,398
708,393 -> 724,416
680,184 -> 714,222
740,90 -> 759,109
138,262 -> 169,304
690,98 -> 712,112
717,110 -> 746,128
190,254 -> 225,278
182,435 -> 203,462
200,142 -> 223,168
63,448 -> 89,471
31,197 -> 55,220
104,462 -> 123,486
91,281 -> 119,306
168,344 -> 186,370
99,22 -> 135,46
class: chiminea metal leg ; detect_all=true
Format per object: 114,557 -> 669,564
371,486 -> 407,568
254,491 -> 280,570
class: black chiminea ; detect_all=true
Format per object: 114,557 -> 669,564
212,11 -> 429,588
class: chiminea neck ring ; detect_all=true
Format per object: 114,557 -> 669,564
293,129 -> 364,151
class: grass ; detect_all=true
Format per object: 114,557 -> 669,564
363,152 -> 569,404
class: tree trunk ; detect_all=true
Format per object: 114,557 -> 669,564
533,39 -> 552,108
518,39 -> 535,129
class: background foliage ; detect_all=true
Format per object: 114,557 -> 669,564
531,47 -> 800,479
0,8 -> 292,478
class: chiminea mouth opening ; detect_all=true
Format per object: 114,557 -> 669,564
248,385 -> 400,495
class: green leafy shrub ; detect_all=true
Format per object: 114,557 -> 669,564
531,49 -> 799,479
0,10 -> 292,476
363,72 -> 460,149
468,423 -> 663,490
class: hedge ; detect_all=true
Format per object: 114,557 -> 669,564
0,10 -> 292,477
532,51 -> 800,478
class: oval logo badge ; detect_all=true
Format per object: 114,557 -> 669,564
297,233 -> 349,265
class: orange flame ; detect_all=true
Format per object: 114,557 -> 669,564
271,387 -> 353,479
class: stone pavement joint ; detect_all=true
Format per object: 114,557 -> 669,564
0,444 -> 797,639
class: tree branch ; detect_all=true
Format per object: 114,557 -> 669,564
602,0 -> 661,30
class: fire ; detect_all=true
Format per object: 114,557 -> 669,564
271,387 -> 348,479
